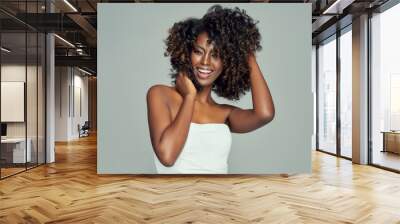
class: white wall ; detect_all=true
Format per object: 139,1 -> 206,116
1,65 -> 39,137
55,67 -> 89,141
1,65 -> 27,142
55,67 -> 70,141
72,73 -> 89,138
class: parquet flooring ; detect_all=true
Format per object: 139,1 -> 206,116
1,134 -> 400,223
1,167 -> 26,178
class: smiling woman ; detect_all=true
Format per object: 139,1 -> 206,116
191,32 -> 223,87
146,5 -> 275,174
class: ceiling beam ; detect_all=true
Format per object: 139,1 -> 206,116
55,55 -> 96,69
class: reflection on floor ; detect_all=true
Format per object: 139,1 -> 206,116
0,167 -> 25,178
0,162 -> 39,178
373,150 -> 400,171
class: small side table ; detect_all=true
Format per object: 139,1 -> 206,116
381,131 -> 400,154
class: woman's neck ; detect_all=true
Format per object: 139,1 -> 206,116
195,86 -> 214,104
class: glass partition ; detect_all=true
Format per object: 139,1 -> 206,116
27,31 -> 38,169
317,35 -> 337,155
1,31 -> 28,177
0,1 -> 46,179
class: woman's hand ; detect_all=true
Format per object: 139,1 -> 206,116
175,71 -> 197,97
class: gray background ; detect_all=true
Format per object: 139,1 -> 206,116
98,3 -> 312,174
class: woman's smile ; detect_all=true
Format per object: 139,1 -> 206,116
195,66 -> 214,79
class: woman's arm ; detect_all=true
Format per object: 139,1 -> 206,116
228,54 -> 275,133
147,73 -> 196,166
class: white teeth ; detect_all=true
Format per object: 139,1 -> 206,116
198,68 -> 212,74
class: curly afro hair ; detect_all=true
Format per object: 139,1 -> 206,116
164,5 -> 262,100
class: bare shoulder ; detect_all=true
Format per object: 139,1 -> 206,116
147,84 -> 172,96
214,103 -> 240,120
218,103 -> 239,114
147,84 -> 176,102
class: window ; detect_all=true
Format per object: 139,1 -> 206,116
318,36 -> 337,154
371,3 -> 400,171
340,28 -> 352,158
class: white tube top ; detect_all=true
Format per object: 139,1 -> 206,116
154,123 -> 232,174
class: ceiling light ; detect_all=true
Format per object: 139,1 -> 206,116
54,34 -> 75,48
322,0 -> 340,14
78,67 -> 92,76
1,47 -> 11,53
63,0 -> 78,12
322,0 -> 356,15
76,48 -> 84,55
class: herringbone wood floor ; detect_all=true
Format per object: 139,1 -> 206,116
1,134 -> 400,223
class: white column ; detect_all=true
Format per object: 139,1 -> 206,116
46,1 -> 55,163
46,33 -> 55,163
55,67 -> 74,141
352,14 -> 369,164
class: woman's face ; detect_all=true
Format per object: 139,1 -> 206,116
190,32 -> 223,87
